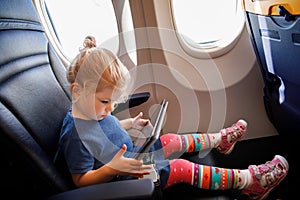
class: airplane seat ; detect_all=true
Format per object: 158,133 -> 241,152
242,0 -> 300,135
0,0 -> 154,199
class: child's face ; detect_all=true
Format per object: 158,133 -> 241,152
74,87 -> 119,120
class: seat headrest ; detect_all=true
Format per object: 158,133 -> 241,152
0,0 -> 40,22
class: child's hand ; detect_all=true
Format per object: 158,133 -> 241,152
107,144 -> 151,178
132,112 -> 150,131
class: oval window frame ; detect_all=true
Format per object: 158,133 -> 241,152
170,0 -> 245,59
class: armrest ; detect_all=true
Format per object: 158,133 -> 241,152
113,92 -> 151,114
47,178 -> 155,200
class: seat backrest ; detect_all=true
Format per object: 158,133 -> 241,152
0,0 -> 74,198
243,0 -> 300,134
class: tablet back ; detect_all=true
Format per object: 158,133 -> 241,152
134,99 -> 168,160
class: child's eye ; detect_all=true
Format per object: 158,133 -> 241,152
99,99 -> 110,104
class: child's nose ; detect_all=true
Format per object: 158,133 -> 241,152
105,102 -> 115,112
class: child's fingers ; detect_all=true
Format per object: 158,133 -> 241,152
115,144 -> 127,158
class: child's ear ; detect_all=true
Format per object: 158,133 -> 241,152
70,82 -> 82,98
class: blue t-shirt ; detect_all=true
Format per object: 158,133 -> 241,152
58,108 -> 170,186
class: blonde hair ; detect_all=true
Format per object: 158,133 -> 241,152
67,44 -> 130,102
83,35 -> 96,49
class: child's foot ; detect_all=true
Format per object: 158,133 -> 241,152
242,155 -> 289,200
216,119 -> 247,154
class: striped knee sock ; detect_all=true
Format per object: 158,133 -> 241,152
160,133 -> 220,158
164,159 -> 251,190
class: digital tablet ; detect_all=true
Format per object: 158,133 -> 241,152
133,99 -> 168,160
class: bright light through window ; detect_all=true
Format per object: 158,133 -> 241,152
45,0 -> 119,60
171,0 -> 244,49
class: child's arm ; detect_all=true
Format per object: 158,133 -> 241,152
120,112 -> 149,130
71,144 -> 151,188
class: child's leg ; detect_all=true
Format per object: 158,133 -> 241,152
164,158 -> 250,190
160,119 -> 247,158
164,155 -> 289,200
160,133 -> 215,158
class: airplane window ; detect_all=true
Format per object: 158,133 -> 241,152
171,0 -> 245,56
121,0 -> 137,66
43,0 -> 119,61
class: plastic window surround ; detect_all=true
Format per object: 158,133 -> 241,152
34,0 -> 124,66
120,0 -> 137,66
170,0 -> 245,59
33,0 -> 70,66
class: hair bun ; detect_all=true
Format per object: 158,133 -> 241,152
83,35 -> 96,49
